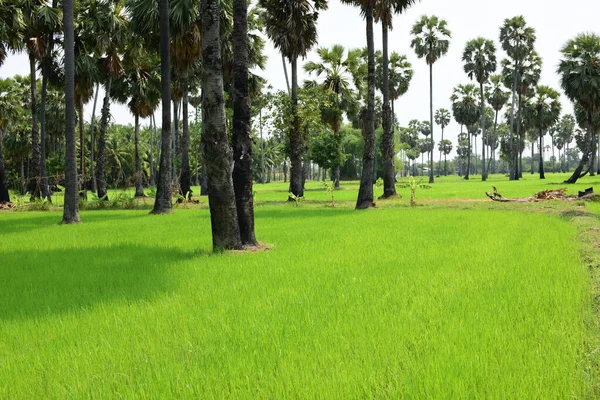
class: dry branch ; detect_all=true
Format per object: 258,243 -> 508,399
485,187 -> 598,203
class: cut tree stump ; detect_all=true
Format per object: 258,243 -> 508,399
485,187 -> 599,203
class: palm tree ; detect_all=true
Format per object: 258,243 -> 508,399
201,0 -> 242,250
112,42 -> 161,197
61,0 -> 79,223
305,45 -> 362,189
462,37 -> 496,181
259,0 -> 327,201
557,34 -> 600,184
486,74 -> 509,174
411,15 -> 451,184
555,114 -> 575,172
387,52 -> 413,128
499,16 -> 535,180
451,83 -> 480,179
0,80 -> 21,203
434,108 -> 450,175
438,139 -> 452,176
374,0 -> 418,198
524,86 -> 561,179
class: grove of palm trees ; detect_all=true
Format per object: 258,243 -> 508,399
1,0 -> 600,397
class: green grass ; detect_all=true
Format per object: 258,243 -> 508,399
0,205 -> 595,398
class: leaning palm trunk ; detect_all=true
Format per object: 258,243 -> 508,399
152,0 -> 173,214
356,5 -> 376,209
96,77 -> 112,200
565,111 -> 594,184
201,0 -> 242,250
380,22 -> 396,198
0,131 -> 9,203
61,0 -> 80,223
288,57 -> 304,200
28,54 -> 41,200
232,0 -> 257,246
134,114 -> 145,197
179,73 -> 191,200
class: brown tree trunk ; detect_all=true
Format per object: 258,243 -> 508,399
380,22 -> 396,198
288,56 -> 304,200
232,0 -> 257,246
79,101 -> 86,199
28,53 -> 41,200
151,0 -> 173,213
565,111 -> 593,184
539,130 -> 545,179
356,5 -> 375,209
134,114 -> 145,197
201,0 -> 242,250
179,72 -> 192,200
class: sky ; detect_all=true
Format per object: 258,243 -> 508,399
2,0 -> 600,159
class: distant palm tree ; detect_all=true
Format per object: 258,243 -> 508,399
463,37 -> 496,181
524,86 -> 561,179
559,34 -> 600,184
434,108 -> 450,175
486,75 -> 509,174
451,83 -> 480,180
554,114 -> 575,172
386,52 -> 413,127
374,0 -> 418,198
437,139 -> 452,176
411,15 -> 451,184
259,0 -> 326,201
61,0 -> 79,223
305,45 -> 362,189
500,16 -> 535,180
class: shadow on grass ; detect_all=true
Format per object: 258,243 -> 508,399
0,244 -> 200,321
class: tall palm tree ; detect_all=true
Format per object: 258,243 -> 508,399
61,0 -> 79,223
559,34 -> 600,184
411,15 -> 451,184
305,45 -> 362,189
555,114 -> 575,172
201,0 -> 242,250
434,108 -> 450,175
499,16 -> 535,180
462,37 -> 496,181
438,139 -> 452,176
524,86 -> 561,179
374,0 -> 418,198
387,52 -> 413,127
259,0 -> 326,201
486,74 -> 509,174
451,83 -> 480,180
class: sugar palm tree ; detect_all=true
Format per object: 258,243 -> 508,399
61,0 -> 79,223
500,16 -> 535,180
259,0 -> 326,201
451,83 -> 480,180
438,139 -> 452,176
462,37 -> 496,181
434,108 -> 450,175
305,45 -> 362,189
559,34 -> 600,184
374,0 -> 418,198
524,86 -> 561,179
555,114 -> 575,172
387,52 -> 413,127
486,74 -> 509,174
411,15 -> 451,184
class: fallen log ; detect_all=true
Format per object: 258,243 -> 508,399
486,187 -> 599,203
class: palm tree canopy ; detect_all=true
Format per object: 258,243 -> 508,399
410,15 -> 451,66
499,15 -> 536,62
434,108 -> 451,129
259,0 -> 327,61
525,85 -> 562,132
451,83 -> 480,126
501,50 -> 542,96
557,33 -> 600,113
375,51 -> 413,100
486,74 -> 509,111
373,0 -> 419,29
462,37 -> 497,84
0,0 -> 25,66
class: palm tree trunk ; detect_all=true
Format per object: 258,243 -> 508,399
28,53 -> 41,200
260,108 -> 265,183
232,0 -> 257,246
134,114 -> 145,197
179,72 -> 192,201
172,99 -> 179,184
61,0 -> 80,223
79,101 -> 86,199
515,91 -> 523,179
201,0 -> 242,250
380,22 -> 396,198
508,60 -> 518,180
591,132 -> 597,176
487,109 -> 499,176
565,111 -> 593,184
90,82 -> 99,193
152,0 -> 173,214
0,130 -> 9,203
531,142 -> 534,174
428,63 -> 434,184
96,77 -> 112,200
539,129 -> 545,179
464,127 -> 471,180
40,39 -> 52,201
149,114 -> 155,186
282,54 -> 290,94
439,126 -> 444,176
356,4 -> 375,209
480,82 -> 487,181
288,56 -> 304,200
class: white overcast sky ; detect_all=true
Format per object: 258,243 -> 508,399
1,0 -> 599,158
